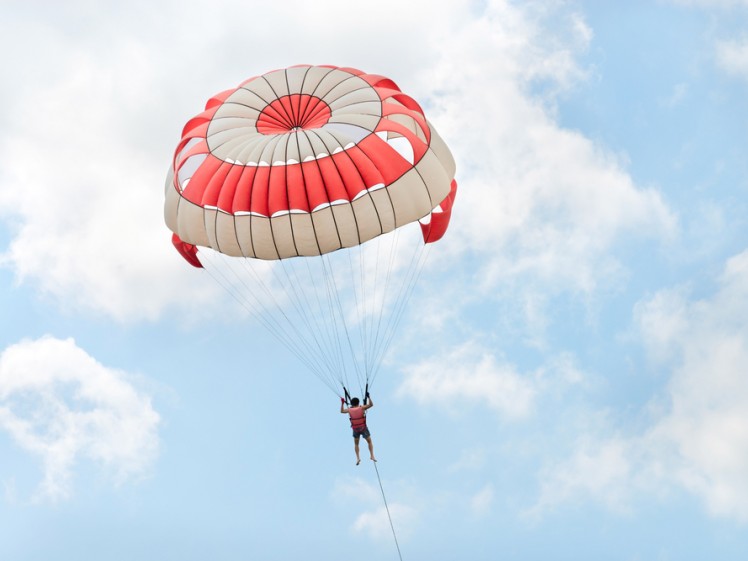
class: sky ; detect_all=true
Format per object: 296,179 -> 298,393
1,0 -> 748,559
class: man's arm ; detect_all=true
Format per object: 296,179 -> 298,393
340,397 -> 348,414
363,395 -> 373,410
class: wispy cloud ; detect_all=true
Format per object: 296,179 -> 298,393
661,82 -> 689,107
716,38 -> 748,79
0,336 -> 160,501
412,0 -> 676,343
398,343 -> 537,420
352,503 -> 419,541
399,342 -> 585,422
470,484 -> 495,517
530,249 -> 748,522
637,249 -> 748,521
671,0 -> 748,7
528,436 -> 639,518
448,448 -> 488,473
332,475 -> 418,541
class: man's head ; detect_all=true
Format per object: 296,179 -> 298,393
351,397 -> 360,407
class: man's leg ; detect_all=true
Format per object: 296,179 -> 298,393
354,436 -> 361,465
365,436 -> 376,461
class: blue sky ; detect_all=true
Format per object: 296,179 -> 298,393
2,1 -> 748,559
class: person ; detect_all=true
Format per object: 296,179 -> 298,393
340,395 -> 376,465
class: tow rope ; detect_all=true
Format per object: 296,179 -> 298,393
373,461 -> 403,561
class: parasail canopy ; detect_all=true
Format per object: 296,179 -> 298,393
165,65 -> 457,396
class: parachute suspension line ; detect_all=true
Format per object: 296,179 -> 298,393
372,242 -> 431,384
198,252 -> 339,395
366,227 -> 406,386
270,254 -> 359,393
321,253 -> 366,398
275,256 -> 347,389
227,258 -> 340,394
305,256 -> 348,386
366,231 -> 395,385
368,239 -> 432,387
348,244 -> 370,388
201,251 -> 339,396
345,229 -> 416,392
342,248 -> 364,397
197,225 -> 431,399
230,254 -> 339,386
300,256 -> 349,390
200,252 -> 302,358
317,254 -> 356,393
373,461 -> 404,561
347,237 -> 381,392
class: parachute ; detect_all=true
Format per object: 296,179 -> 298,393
165,65 -> 457,397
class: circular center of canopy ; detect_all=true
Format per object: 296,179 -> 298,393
256,94 -> 331,134
205,67 -> 384,165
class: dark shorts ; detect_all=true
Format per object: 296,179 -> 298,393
352,427 -> 371,439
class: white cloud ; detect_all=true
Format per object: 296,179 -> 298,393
398,343 -> 537,420
398,343 -> 585,421
671,0 -> 748,7
332,475 -> 419,541
421,0 -> 676,309
470,484 -> 495,517
528,436 -> 638,518
0,0 -> 675,330
0,0 -> 454,322
661,82 -> 689,107
353,503 -> 418,541
448,448 -> 487,473
639,250 -> 748,521
332,475 -> 381,505
716,38 -> 748,79
0,336 -> 160,502
532,249 -> 748,522
0,25 -> 219,322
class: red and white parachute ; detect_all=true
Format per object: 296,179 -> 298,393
165,65 -> 457,395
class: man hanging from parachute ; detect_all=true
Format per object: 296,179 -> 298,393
340,390 -> 376,465
164,64 -> 457,462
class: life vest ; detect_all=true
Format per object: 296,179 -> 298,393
348,406 -> 367,430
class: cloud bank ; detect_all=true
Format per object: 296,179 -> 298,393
0,0 -> 675,330
532,249 -> 748,522
0,336 -> 160,501
422,1 -> 676,302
